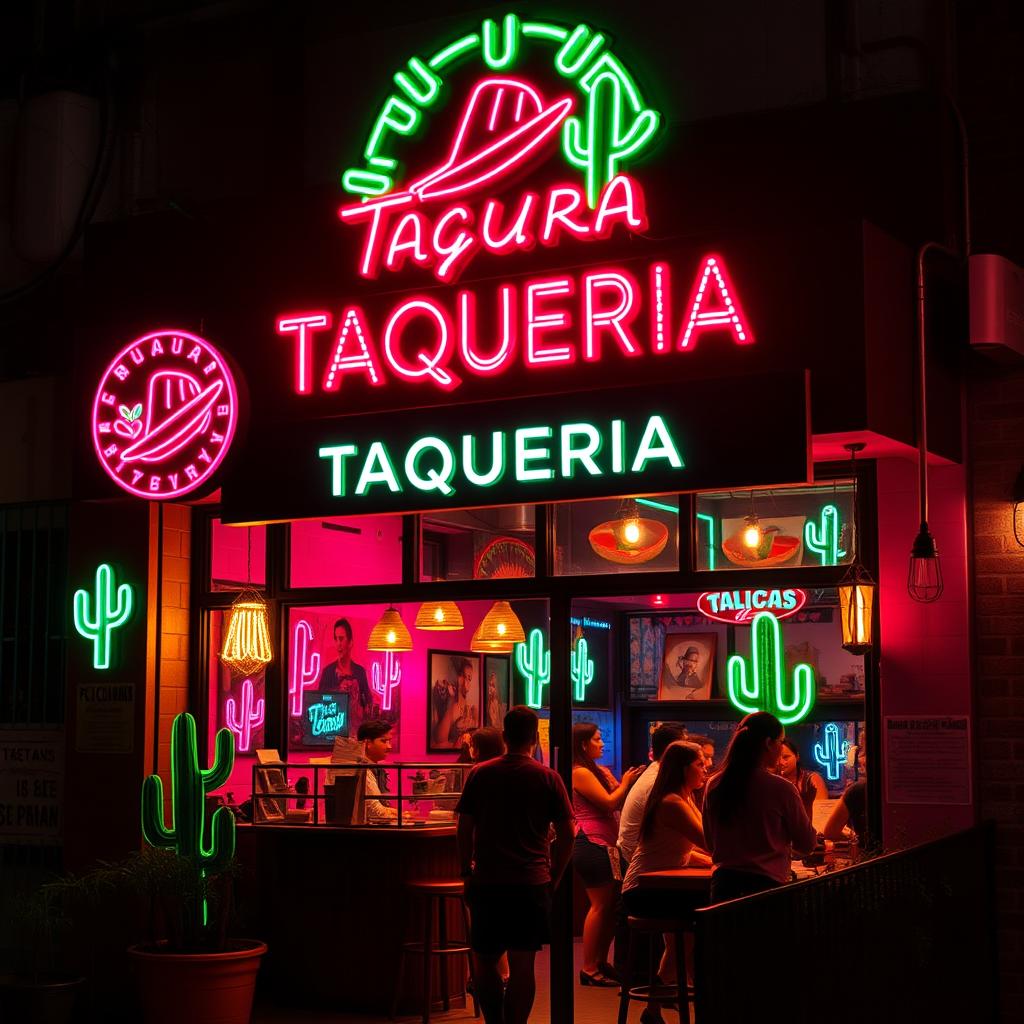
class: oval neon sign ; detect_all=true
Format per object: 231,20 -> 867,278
697,588 -> 807,624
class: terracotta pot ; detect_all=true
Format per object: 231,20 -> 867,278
0,975 -> 83,1024
128,941 -> 267,1024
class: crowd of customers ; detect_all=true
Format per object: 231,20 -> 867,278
455,707 -> 869,1018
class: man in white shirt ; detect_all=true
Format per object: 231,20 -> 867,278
357,719 -> 397,823
617,722 -> 687,862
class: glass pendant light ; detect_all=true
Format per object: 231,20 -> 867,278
908,525 -> 943,603
367,605 -> 414,651
414,601 -> 464,630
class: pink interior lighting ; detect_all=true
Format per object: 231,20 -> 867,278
290,619 -> 321,716
225,677 -> 265,753
371,650 -> 402,711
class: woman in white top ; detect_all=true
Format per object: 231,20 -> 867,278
621,741 -> 710,986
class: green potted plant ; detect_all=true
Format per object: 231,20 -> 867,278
128,711 -> 266,1024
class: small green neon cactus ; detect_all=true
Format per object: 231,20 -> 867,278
727,612 -> 815,725
141,713 -> 236,928
515,629 -> 551,709
804,504 -> 846,566
570,636 -> 595,702
73,563 -> 133,670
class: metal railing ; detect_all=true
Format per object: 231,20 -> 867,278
693,825 -> 997,1023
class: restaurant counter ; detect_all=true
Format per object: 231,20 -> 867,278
241,821 -> 465,1014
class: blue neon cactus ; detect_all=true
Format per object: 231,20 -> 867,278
570,636 -> 595,702
804,505 -> 846,566
813,723 -> 850,781
515,629 -> 551,709
727,612 -> 816,726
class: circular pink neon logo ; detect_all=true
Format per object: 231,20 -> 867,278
91,329 -> 239,499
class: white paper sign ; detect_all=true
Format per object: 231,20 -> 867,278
885,715 -> 972,805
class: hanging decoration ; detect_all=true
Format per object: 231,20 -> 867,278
367,605 -> 414,651
476,601 -> 526,645
221,527 -> 273,677
836,443 -> 876,655
726,611 -> 816,726
589,498 -> 669,565
414,601 -> 465,630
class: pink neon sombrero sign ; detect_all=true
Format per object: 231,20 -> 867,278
91,329 -> 239,500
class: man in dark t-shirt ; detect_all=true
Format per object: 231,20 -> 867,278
318,617 -> 371,734
456,706 -> 575,1024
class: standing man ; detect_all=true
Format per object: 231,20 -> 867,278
319,617 -> 371,735
456,706 -> 575,1024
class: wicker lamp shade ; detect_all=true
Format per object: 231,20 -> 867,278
475,601 -> 526,645
220,591 -> 273,676
470,622 -> 515,654
367,606 -> 414,652
414,601 -> 464,631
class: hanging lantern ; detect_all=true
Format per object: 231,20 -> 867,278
907,523 -> 943,603
470,622 -> 515,654
414,600 -> 464,631
474,600 -> 526,647
838,575 -> 875,656
367,606 -> 413,652
221,591 -> 273,677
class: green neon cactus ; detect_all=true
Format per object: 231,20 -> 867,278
515,628 -> 551,709
804,504 -> 846,566
727,612 -> 816,726
563,68 -> 661,208
570,636 -> 595,702
73,563 -> 133,670
141,713 -> 236,927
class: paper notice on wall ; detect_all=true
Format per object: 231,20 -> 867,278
76,682 -> 135,754
0,730 -> 63,842
884,716 -> 972,805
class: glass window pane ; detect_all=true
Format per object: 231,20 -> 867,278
694,482 -> 855,572
210,520 -> 265,591
419,506 -> 535,581
553,496 -> 679,576
289,515 -> 403,588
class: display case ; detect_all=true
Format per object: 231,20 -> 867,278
250,760 -> 469,828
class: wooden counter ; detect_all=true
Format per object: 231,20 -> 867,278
241,823 -> 465,1014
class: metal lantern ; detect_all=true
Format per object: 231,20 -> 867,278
838,572 -> 875,655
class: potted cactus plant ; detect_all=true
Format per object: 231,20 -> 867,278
129,711 -> 265,1024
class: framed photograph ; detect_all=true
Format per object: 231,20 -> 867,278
658,633 -> 717,701
483,655 -> 511,729
428,650 -> 482,752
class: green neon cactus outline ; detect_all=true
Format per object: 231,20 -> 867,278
141,712 -> 236,927
570,636 -> 595,702
726,612 -> 816,726
515,628 -> 551,709
804,504 -> 846,566
73,562 -> 133,670
341,14 -> 661,203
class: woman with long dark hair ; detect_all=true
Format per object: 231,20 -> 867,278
571,722 -> 644,986
621,741 -> 710,986
703,712 -> 817,903
775,737 -> 826,820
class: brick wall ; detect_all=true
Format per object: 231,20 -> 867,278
157,504 -> 191,781
969,363 -> 1024,1021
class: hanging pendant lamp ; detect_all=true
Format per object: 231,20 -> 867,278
221,527 -> 273,676
475,600 -> 526,646
367,605 -> 414,652
414,600 -> 465,631
470,623 -> 515,654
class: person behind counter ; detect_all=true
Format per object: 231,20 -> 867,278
775,737 -> 827,820
824,740 -> 872,852
456,706 -> 575,1024
357,718 -> 397,823
621,741 -> 711,988
703,712 -> 817,903
571,723 -> 645,986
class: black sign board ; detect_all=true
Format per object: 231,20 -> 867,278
302,691 -> 349,745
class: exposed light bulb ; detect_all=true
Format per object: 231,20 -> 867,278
497,622 -> 507,636
743,515 -> 762,549
433,607 -> 444,623
623,519 -> 641,545
386,629 -> 397,644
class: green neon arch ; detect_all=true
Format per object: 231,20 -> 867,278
341,14 -> 662,208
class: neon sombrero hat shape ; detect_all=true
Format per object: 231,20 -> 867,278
408,77 -> 574,201
120,370 -> 223,464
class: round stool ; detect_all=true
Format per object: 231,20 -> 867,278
617,915 -> 691,1024
391,879 -> 479,1023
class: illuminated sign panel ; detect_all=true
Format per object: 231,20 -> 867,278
222,373 -> 809,522
697,589 -> 808,624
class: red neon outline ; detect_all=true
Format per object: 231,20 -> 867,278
277,312 -> 330,395
678,253 -> 755,350
525,276 -> 575,367
408,76 -> 573,202
458,287 -> 517,376
90,328 -> 238,501
384,209 -> 430,273
696,589 -> 807,624
322,307 -> 383,391
539,184 -> 590,246
593,174 -> 647,237
431,205 -> 478,282
338,192 -> 415,278
650,263 -> 670,353
480,193 -> 538,254
582,269 -> 641,361
383,298 -> 461,390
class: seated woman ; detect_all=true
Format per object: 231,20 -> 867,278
703,712 -> 817,903
824,742 -> 872,852
775,738 -> 827,820
621,741 -> 710,987
572,723 -> 645,986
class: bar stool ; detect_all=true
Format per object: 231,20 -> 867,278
617,915 -> 691,1024
391,878 -> 479,1023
